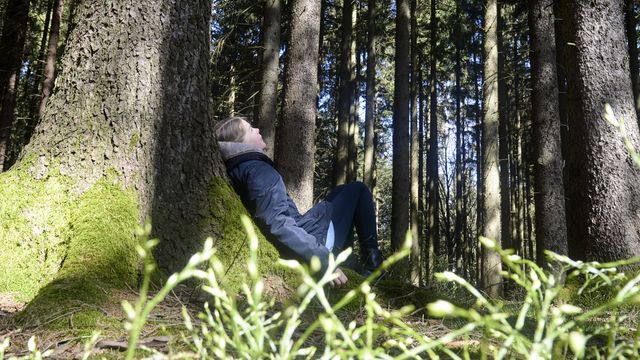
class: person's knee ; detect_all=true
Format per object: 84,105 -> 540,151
351,181 -> 372,196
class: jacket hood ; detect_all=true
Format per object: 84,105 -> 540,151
218,141 -> 267,161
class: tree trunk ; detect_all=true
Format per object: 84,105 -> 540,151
1,1 -> 281,325
0,0 -> 30,171
26,0 -> 53,135
454,0 -> 463,273
363,0 -> 377,190
497,5 -> 511,252
564,0 -> 640,262
335,0 -> 355,186
481,0 -> 503,298
37,0 -> 64,121
425,0 -> 438,283
391,0 -> 410,265
275,0 -> 321,212
625,0 -> 639,116
409,0 -> 420,286
528,0 -> 568,268
418,57 -> 426,286
473,39 -> 483,286
257,0 -> 282,158
347,9 -> 359,183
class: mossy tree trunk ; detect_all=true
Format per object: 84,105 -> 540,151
0,0 -> 284,326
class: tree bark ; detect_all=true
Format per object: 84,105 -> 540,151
425,0 -> 438,283
625,0 -> 639,116
0,0 -> 30,171
497,5 -> 511,252
528,0 -> 568,268
364,0 -> 377,190
275,0 -> 321,212
481,0 -> 503,298
454,0 -> 463,273
564,0 -> 640,262
37,0 -> 64,120
346,5 -> 359,183
335,0 -> 355,186
391,0 -> 410,264
409,0 -> 420,286
257,0 -> 281,158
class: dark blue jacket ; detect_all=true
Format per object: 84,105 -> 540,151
222,145 -> 333,272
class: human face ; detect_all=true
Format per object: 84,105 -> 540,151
241,120 -> 267,150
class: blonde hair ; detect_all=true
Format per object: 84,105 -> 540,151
215,116 -> 247,142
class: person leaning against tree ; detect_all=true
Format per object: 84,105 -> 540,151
215,116 -> 384,288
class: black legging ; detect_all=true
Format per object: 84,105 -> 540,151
325,181 -> 378,255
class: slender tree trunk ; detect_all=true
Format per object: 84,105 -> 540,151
409,0 -> 420,285
391,0 -> 410,265
419,59 -> 427,286
257,0 -> 282,158
0,0 -> 30,171
474,38 -> 483,287
37,0 -> 64,121
528,0 -> 568,269
335,0 -> 355,186
425,0 -> 439,282
564,0 -> 640,262
347,6 -> 359,183
625,0 -> 639,115
454,0 -> 464,273
497,5 -> 511,252
364,0 -> 377,190
481,0 -> 503,298
27,0 -> 53,123
275,0 -> 322,213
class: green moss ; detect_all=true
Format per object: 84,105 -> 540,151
0,167 -> 75,302
14,180 -> 140,327
207,177 -> 299,296
129,132 -> 140,149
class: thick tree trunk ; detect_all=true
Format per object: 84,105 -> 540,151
335,0 -> 355,186
481,0 -> 503,298
0,0 -> 30,171
275,0 -> 321,212
391,0 -> 410,263
564,0 -> 640,262
257,0 -> 282,158
363,0 -> 377,190
409,0 -> 420,286
528,0 -> 568,268
425,0 -> 438,282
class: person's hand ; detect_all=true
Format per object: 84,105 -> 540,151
329,267 -> 348,288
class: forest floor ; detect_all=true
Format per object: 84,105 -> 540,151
0,285 -> 471,358
0,288 -> 196,358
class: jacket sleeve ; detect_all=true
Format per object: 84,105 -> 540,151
243,162 -> 331,274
